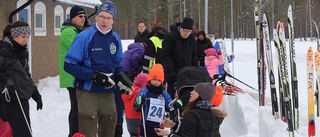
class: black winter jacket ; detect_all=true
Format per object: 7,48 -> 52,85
162,22 -> 198,83
0,37 -> 41,101
134,30 -> 150,44
172,108 -> 215,137
196,38 -> 213,66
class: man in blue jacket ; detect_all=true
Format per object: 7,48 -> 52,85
64,1 -> 129,136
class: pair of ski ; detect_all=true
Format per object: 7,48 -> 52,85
273,20 -> 295,137
307,47 -> 317,137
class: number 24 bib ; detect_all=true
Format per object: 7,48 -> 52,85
146,98 -> 165,123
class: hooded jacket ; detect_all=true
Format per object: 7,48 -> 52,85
0,37 -> 41,100
122,43 -> 145,77
58,19 -> 82,88
162,22 -> 198,82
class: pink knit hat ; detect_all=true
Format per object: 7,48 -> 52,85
135,73 -> 148,88
204,48 -> 217,56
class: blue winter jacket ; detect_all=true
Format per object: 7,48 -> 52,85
134,87 -> 173,128
213,42 -> 233,75
64,23 -> 123,93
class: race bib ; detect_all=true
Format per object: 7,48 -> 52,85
146,98 -> 165,123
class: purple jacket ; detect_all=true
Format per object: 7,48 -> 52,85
122,43 -> 145,76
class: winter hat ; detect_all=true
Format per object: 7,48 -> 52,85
194,83 -> 216,101
97,1 -> 117,19
148,64 -> 164,83
204,48 -> 217,56
180,17 -> 194,30
135,73 -> 148,88
70,5 -> 85,20
196,31 -> 206,38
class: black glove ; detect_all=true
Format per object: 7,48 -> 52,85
36,99 -> 43,110
5,78 -> 15,92
92,71 -> 115,89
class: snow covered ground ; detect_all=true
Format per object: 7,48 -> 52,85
28,39 -> 320,137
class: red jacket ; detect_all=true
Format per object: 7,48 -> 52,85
122,84 -> 142,119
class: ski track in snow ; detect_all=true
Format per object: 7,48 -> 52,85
28,39 -> 320,137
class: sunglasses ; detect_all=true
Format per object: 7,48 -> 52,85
78,15 -> 86,18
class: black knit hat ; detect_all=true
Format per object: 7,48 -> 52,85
180,17 -> 194,30
194,83 -> 216,101
70,5 -> 85,19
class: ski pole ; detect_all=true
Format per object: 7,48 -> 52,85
224,70 -> 258,91
141,104 -> 147,137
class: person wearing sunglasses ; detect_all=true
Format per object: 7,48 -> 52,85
58,5 -> 86,137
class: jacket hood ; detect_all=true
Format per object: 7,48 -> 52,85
149,27 -> 168,39
61,19 -> 84,33
127,43 -> 144,50
175,66 -> 212,91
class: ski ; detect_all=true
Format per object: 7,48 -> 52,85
307,47 -> 316,137
288,5 -> 299,130
278,22 -> 294,136
262,13 -> 279,119
312,19 -> 320,117
274,27 -> 286,121
255,0 -> 265,106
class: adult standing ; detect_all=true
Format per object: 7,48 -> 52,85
64,1 -> 130,137
162,17 -> 198,99
0,21 -> 42,137
195,31 -> 213,67
58,5 -> 86,137
142,20 -> 168,72
134,20 -> 150,44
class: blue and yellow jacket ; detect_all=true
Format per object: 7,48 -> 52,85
64,23 -> 123,93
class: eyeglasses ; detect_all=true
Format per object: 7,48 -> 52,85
78,15 -> 86,18
98,15 -> 113,21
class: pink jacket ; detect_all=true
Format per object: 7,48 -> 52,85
205,55 -> 224,83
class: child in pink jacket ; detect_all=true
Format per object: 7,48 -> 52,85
204,48 -> 224,84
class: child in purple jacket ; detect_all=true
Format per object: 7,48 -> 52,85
122,43 -> 145,80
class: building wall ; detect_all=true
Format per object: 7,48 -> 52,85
0,0 -> 96,82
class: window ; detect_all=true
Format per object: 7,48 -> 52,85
66,7 -> 71,20
54,5 -> 64,35
34,2 -> 46,36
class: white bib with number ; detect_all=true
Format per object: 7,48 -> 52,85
146,98 -> 165,123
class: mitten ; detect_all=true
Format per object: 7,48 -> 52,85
36,99 -> 43,110
173,99 -> 183,109
118,81 -> 132,95
217,50 -> 222,56
135,95 -> 142,106
92,71 -> 115,88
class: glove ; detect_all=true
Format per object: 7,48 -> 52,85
92,71 -> 115,89
36,99 -> 43,110
217,50 -> 222,56
118,81 -> 132,95
173,99 -> 183,109
5,78 -> 15,92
